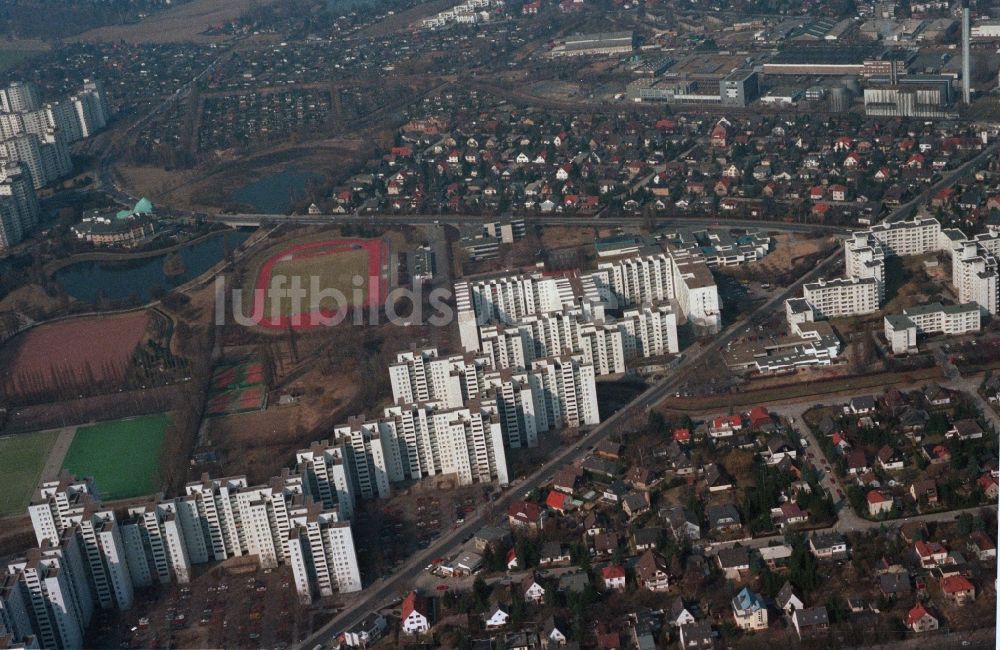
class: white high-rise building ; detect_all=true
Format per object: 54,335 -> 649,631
591,249 -> 721,334
619,302 -> 680,358
388,347 -> 492,408
296,443 -> 357,521
0,83 -> 40,114
333,401 -> 510,497
454,272 -> 607,352
0,161 -> 39,248
123,500 -> 194,584
0,131 -> 70,190
285,506 -> 362,604
27,474 -> 95,547
801,277 -> 879,319
528,354 -> 600,430
952,237 -> 1000,315
7,550 -> 85,650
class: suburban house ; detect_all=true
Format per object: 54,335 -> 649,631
906,603 -> 938,633
915,540 -> 949,569
343,613 -> 387,648
717,547 -> 751,580
669,597 -> 696,627
732,587 -> 768,631
776,582 -> 804,615
809,532 -> 848,560
635,551 -> 670,592
968,531 -> 997,560
707,504 -> 742,533
866,490 -> 893,516
400,592 -> 431,635
539,542 -> 571,567
792,607 -> 829,640
939,575 -> 976,605
678,621 -> 715,650
910,479 -> 939,506
485,604 -> 510,630
601,565 -> 626,592
508,500 -> 546,529
522,575 -> 546,604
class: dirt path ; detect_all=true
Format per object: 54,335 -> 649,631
39,426 -> 77,483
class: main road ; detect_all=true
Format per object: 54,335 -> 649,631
205,210 -> 848,234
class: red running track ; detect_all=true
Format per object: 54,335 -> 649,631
250,238 -> 388,329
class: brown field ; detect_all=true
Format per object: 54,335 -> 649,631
203,366 -> 358,484
0,311 -> 151,396
71,0 -> 275,44
760,233 -> 833,273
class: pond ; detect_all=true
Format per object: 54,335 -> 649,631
54,231 -> 252,305
231,167 -> 322,214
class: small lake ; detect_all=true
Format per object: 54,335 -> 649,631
231,167 -> 322,214
54,231 -> 252,305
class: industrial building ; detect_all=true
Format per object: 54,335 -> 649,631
720,71 -> 760,106
864,77 -> 952,118
763,46 -> 887,76
552,31 -> 634,57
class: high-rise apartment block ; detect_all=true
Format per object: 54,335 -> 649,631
0,162 -> 40,248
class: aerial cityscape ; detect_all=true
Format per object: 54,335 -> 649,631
0,0 -> 998,648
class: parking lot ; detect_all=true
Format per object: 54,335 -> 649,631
352,480 -> 496,580
85,560 -> 340,649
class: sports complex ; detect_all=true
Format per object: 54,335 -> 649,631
249,237 -> 389,329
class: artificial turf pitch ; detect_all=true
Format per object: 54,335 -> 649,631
61,414 -> 169,500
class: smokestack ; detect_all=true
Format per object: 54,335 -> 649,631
962,0 -> 971,105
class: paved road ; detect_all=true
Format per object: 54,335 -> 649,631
206,211 -> 849,235
38,427 -> 77,484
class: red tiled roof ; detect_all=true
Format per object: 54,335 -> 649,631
546,490 -> 568,511
906,603 -> 932,627
867,490 -> 889,504
940,575 -> 974,594
401,591 -> 427,620
602,565 -> 626,579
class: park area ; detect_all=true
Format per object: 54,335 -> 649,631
248,238 -> 388,329
0,311 -> 152,400
60,414 -> 170,500
207,359 -> 268,416
0,430 -> 60,516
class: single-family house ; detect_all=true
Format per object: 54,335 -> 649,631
906,603 -> 938,633
635,550 -> 670,592
601,565 -> 626,592
776,582 -> 803,615
400,591 -> 431,634
731,587 -> 768,631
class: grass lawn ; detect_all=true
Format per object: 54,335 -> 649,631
265,249 -> 369,316
0,50 -> 43,72
61,414 -> 169,500
0,430 -> 60,516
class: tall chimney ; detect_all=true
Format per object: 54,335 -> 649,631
962,0 -> 971,105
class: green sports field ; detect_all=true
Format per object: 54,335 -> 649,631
0,430 -> 59,516
61,414 -> 169,500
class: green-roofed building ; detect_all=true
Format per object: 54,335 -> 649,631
133,197 -> 154,215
